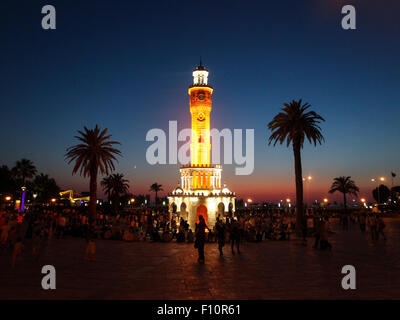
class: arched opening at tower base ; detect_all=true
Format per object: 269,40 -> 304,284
196,204 -> 208,225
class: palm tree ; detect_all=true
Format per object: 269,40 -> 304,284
329,176 -> 359,213
149,183 -> 163,205
65,125 -> 121,220
268,99 -> 325,234
12,159 -> 37,186
101,173 -> 130,212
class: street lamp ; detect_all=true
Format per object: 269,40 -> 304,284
323,198 -> 328,203
20,186 -> 26,212
304,175 -> 312,205
372,177 -> 386,204
5,196 -> 11,201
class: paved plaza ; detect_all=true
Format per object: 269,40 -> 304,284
0,219 -> 399,300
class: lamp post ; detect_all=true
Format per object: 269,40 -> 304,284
371,177 -> 385,204
361,198 -> 366,208
303,175 -> 312,206
20,186 -> 26,213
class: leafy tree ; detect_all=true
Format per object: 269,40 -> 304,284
372,184 -> 390,204
0,165 -> 17,194
29,173 -> 60,203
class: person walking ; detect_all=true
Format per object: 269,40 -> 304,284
230,219 -> 241,255
195,215 -> 208,263
377,216 -> 386,241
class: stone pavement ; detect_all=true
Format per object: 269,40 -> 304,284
0,219 -> 399,299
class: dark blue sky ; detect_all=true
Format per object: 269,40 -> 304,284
1,0 -> 399,201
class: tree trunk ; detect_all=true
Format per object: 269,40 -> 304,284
89,167 -> 97,222
293,140 -> 304,235
343,192 -> 347,214
155,191 -> 158,206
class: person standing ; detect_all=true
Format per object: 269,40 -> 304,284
342,214 -> 349,231
358,214 -> 366,233
313,217 -> 322,249
195,215 -> 208,263
11,237 -> 23,268
368,214 -> 378,240
319,218 -> 332,250
84,224 -> 96,261
216,219 -> 225,256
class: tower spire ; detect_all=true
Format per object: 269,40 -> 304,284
200,56 -> 203,67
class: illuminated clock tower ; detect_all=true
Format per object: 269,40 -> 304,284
189,59 -> 212,166
168,60 -> 236,229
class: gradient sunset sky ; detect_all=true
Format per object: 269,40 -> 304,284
1,0 -> 399,202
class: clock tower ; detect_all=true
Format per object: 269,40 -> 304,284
189,59 -> 213,165
168,60 -> 235,229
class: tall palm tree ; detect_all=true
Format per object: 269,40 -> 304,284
149,183 -> 163,205
329,176 -> 359,213
101,173 -> 130,212
268,99 -> 325,234
12,159 -> 37,186
65,125 -> 121,220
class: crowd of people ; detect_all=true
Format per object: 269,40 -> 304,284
0,205 -> 388,266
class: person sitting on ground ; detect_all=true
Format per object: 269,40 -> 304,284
187,229 -> 194,243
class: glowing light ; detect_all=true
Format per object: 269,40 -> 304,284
51,198 -> 56,203
323,198 -> 328,203
247,198 -> 253,203
20,186 -> 26,213
307,176 -> 312,180
379,177 -> 385,181
130,198 -> 135,202
286,198 -> 291,203
5,196 -> 11,201
361,198 -> 366,203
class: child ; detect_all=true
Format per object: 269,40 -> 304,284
32,230 -> 41,256
12,237 -> 23,268
84,226 -> 96,261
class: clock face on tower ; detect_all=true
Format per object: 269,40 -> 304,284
197,112 -> 205,121
198,94 -> 205,100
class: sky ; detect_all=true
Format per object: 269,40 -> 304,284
1,0 -> 399,203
